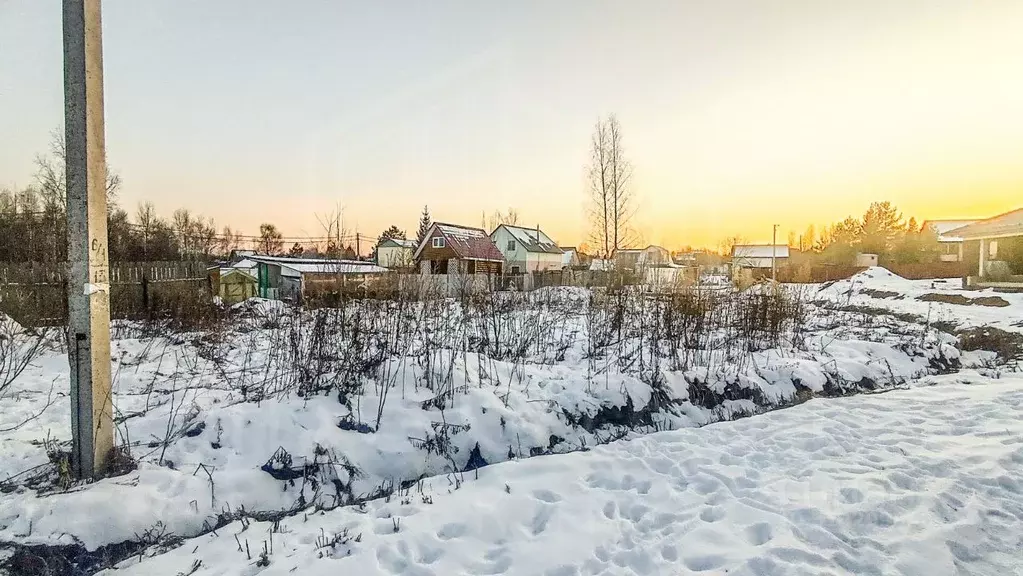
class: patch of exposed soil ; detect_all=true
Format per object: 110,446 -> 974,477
958,327 -> 1023,362
917,293 -> 1010,307
862,289 -> 902,300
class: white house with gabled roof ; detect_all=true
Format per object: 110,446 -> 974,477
376,238 -> 417,268
490,224 -> 564,273
731,244 -> 790,270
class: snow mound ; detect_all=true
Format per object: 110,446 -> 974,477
105,372 -> 1023,576
853,266 -> 906,282
843,266 -> 917,293
813,266 -> 1023,335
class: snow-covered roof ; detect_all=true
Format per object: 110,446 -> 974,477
415,223 -> 505,262
922,220 -> 977,242
494,224 -> 563,255
731,245 -> 790,259
437,223 -> 487,239
248,256 -> 389,277
278,262 -> 390,277
944,209 -> 1023,241
617,245 -> 668,255
219,268 -> 256,280
232,258 -> 258,270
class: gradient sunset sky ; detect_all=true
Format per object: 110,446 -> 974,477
2,1 -> 1022,249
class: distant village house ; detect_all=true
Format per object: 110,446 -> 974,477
560,247 -> 581,269
490,224 -> 563,273
614,245 -> 670,270
921,220 -> 976,262
249,255 -> 389,302
731,244 -> 789,276
414,223 -> 504,275
376,238 -> 417,269
947,208 -> 1023,285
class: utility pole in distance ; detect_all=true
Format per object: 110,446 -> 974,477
64,0 -> 114,479
771,224 -> 779,283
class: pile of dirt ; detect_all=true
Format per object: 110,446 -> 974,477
917,293 -> 1010,307
861,289 -> 902,300
958,327 -> 1023,362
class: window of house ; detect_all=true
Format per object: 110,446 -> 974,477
507,240 -> 515,251
989,240 -> 998,258
511,265 -> 521,274
432,237 -> 445,248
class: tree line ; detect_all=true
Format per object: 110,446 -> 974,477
803,201 -> 941,265
1,132 -> 414,263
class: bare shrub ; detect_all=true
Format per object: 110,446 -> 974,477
0,314 -> 49,433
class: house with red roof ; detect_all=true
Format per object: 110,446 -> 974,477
413,222 -> 505,275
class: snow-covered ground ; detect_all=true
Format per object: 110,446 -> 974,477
0,277 -> 1016,574
815,267 -> 1023,334
102,371 -> 1023,575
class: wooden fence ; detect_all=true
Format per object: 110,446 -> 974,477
882,262 -> 967,280
772,261 -> 968,283
0,261 -> 212,327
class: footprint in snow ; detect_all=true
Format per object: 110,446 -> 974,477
744,522 -> 774,546
699,506 -> 726,523
684,554 -> 727,572
533,489 -> 562,504
840,487 -> 865,504
437,522 -> 468,541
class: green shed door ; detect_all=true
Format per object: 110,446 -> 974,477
258,263 -> 270,298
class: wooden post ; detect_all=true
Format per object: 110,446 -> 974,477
64,0 -> 113,478
978,239 -> 987,278
771,224 -> 779,283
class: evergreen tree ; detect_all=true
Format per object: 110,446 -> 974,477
416,205 -> 432,243
859,201 -> 904,255
378,225 -> 406,245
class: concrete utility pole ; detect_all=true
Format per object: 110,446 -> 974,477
771,224 -> 779,283
64,0 -> 114,479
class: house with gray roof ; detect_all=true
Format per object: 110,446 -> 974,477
490,224 -> 564,273
921,219 -> 976,262
945,208 -> 1023,282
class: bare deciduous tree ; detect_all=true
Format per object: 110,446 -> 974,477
193,217 -> 218,259
485,207 -> 520,232
0,317 -> 48,433
316,204 -> 348,257
34,127 -> 121,211
220,225 -> 245,256
586,115 -> 635,258
172,208 -> 194,256
259,223 -> 284,255
718,235 -> 748,259
135,201 -> 158,258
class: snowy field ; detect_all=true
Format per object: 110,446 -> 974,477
107,371 -> 1023,575
0,270 -> 1019,574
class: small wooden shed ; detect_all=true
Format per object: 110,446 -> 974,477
219,268 -> 257,304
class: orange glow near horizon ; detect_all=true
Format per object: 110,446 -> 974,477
2,2 -> 1022,252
